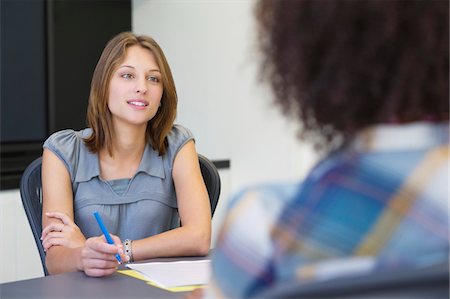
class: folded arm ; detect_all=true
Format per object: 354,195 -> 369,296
41,149 -> 126,275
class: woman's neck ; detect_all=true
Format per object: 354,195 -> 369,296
99,123 -> 147,180
110,122 -> 147,157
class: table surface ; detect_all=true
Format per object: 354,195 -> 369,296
0,255 -> 209,299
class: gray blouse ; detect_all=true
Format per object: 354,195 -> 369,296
43,124 -> 194,241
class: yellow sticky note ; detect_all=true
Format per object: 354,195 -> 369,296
118,269 -> 149,281
118,270 -> 205,293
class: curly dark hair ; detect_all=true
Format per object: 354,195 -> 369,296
256,0 -> 449,150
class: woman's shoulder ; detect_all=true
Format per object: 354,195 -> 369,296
43,128 -> 93,177
167,124 -> 194,143
228,183 -> 300,214
219,182 -> 300,244
43,128 -> 92,151
164,124 -> 195,160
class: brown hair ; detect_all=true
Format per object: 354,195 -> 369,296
256,0 -> 449,151
84,32 -> 177,156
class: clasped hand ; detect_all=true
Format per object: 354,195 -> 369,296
41,211 -> 128,276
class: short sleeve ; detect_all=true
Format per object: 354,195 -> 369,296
43,129 -> 82,181
165,124 -> 195,164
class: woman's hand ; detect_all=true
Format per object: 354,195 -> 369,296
81,235 -> 128,277
41,211 -> 86,251
41,211 -> 128,276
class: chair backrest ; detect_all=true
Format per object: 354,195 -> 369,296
19,157 -> 48,275
198,154 -> 221,217
20,154 -> 221,275
258,262 -> 449,298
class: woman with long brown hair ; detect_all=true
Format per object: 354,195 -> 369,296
41,32 -> 211,276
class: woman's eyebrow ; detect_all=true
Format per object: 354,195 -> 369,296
118,65 -> 135,69
118,65 -> 160,72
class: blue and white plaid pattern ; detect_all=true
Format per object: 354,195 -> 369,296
210,122 -> 449,298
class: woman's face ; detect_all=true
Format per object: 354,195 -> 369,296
108,45 -> 163,129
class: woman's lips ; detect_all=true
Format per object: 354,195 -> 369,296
127,99 -> 149,108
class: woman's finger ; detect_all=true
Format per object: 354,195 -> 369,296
82,251 -> 119,271
86,237 -> 122,255
81,247 -> 121,275
42,231 -> 65,244
43,239 -> 63,251
41,222 -> 65,239
84,266 -> 117,277
83,237 -> 122,262
45,211 -> 73,225
111,235 -> 123,247
42,234 -> 66,251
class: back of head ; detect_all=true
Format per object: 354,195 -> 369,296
256,0 -> 449,150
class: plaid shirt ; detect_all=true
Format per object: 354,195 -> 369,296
209,122 -> 449,298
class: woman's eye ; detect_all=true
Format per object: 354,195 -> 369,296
121,73 -> 134,79
147,76 -> 160,83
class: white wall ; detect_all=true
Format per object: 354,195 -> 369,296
0,190 -> 44,283
132,0 -> 318,242
1,0 -> 318,284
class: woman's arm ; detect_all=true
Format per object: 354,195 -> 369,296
42,148 -> 85,273
41,149 -> 127,275
131,140 -> 212,260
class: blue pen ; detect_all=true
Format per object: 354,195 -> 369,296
93,211 -> 122,264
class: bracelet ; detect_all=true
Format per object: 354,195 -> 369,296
123,239 -> 134,262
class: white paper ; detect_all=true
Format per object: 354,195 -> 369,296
126,260 -> 211,288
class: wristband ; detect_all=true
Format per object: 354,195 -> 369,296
123,239 -> 134,262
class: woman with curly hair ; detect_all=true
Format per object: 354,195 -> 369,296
208,0 -> 449,297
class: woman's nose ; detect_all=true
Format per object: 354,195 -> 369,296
135,78 -> 147,94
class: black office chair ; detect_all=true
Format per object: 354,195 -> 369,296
257,261 -> 449,298
19,157 -> 48,276
198,154 -> 221,217
20,154 -> 221,276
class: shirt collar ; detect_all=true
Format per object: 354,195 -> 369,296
74,129 -> 99,183
351,121 -> 449,153
137,143 -> 165,179
74,130 -> 165,183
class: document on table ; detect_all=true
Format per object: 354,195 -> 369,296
126,259 -> 211,289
